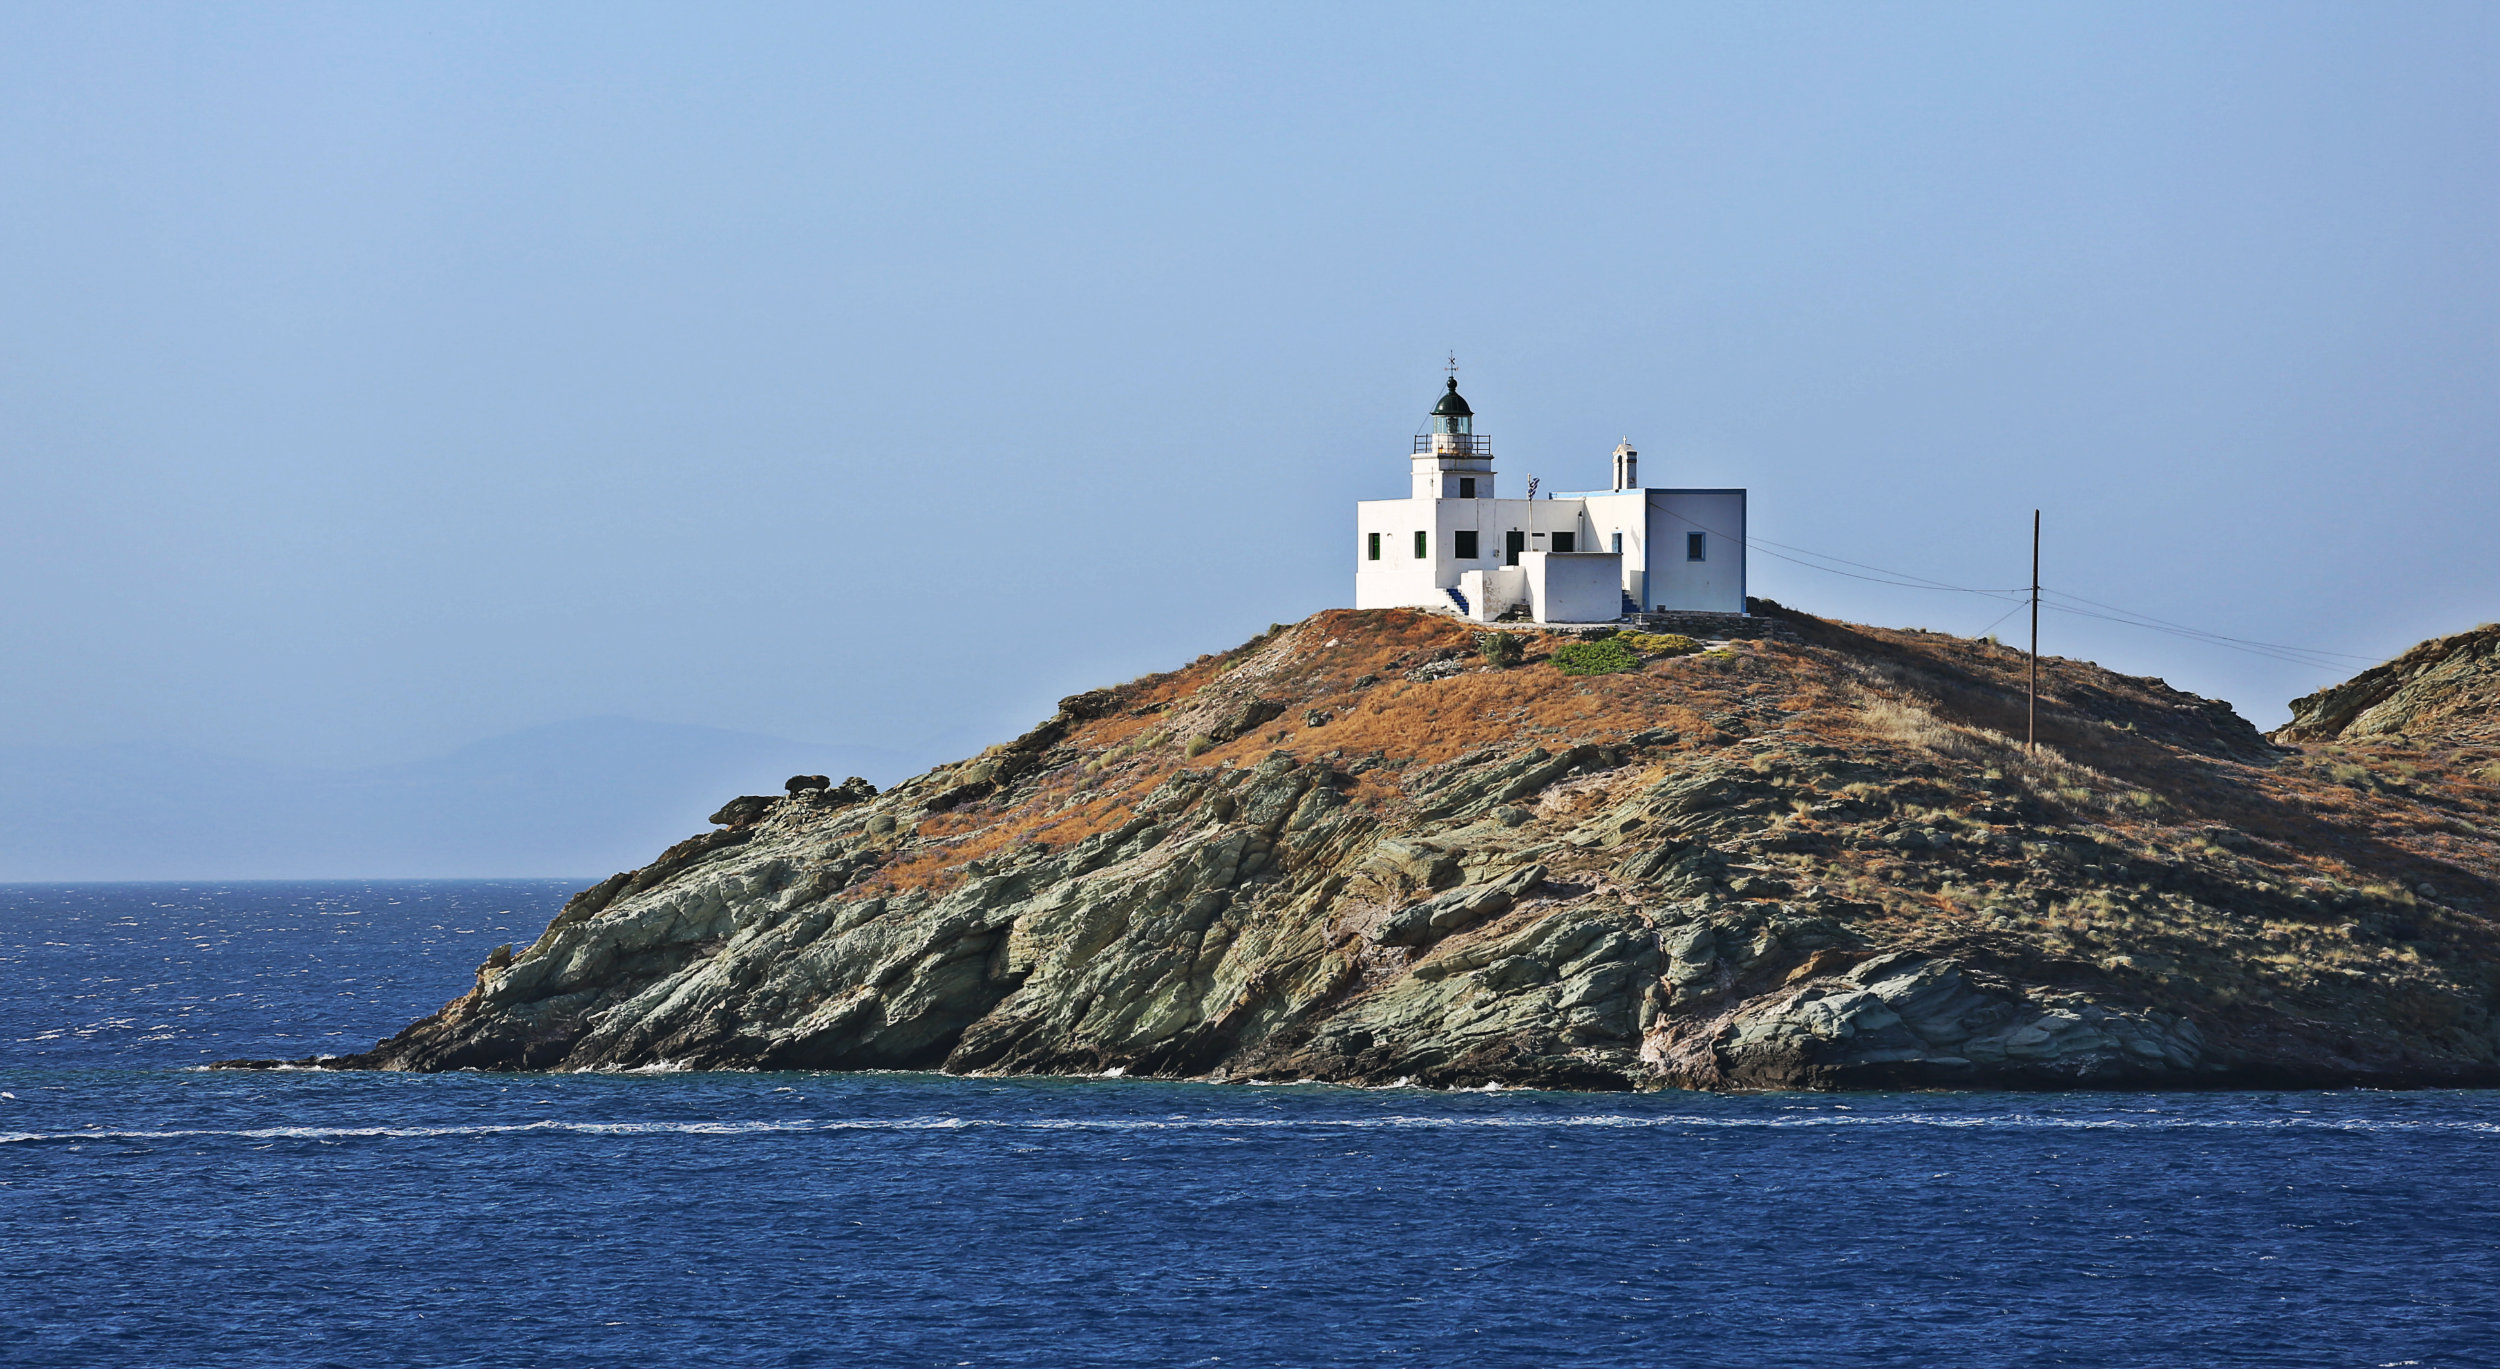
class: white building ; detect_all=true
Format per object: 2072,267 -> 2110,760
1354,378 -> 1747,624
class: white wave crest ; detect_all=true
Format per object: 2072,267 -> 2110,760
5,1109 -> 2496,1146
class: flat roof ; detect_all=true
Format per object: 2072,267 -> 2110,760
1548,487 -> 1748,498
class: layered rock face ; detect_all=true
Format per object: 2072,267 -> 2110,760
306,606 -> 2500,1090
2275,623 -> 2499,746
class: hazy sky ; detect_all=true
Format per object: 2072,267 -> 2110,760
4,2 -> 2495,772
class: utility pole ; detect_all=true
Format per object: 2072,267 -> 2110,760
2028,509 -> 2040,756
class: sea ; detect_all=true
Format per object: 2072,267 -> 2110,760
2,882 -> 2494,1368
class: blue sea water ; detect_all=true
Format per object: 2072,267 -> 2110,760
2,883 -> 2495,1368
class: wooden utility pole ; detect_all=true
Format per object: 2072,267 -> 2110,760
2028,509 -> 2040,756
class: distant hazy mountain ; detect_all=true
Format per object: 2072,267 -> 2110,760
0,718 -> 912,880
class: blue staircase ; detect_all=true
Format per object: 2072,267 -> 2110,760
1622,591 -> 1640,617
1445,587 -> 1471,616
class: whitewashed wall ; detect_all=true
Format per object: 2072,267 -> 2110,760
1523,551 -> 1624,623
1644,489 -> 1746,613
1357,490 -> 1711,616
1571,490 -> 1652,604
1458,566 -> 1528,621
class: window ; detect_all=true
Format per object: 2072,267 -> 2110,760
1454,530 -> 1479,559
1611,532 -> 1623,554
1458,477 -> 1476,499
1687,531 -> 1707,561
1552,531 -> 1575,554
1414,530 -> 1428,559
1367,532 -> 1380,561
1505,530 -> 1524,565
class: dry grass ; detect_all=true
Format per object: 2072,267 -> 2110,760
1108,610 -> 1757,775
1852,685 -> 2143,820
854,756 -> 1167,897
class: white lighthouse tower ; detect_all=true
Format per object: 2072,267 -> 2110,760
1352,375 -> 1747,623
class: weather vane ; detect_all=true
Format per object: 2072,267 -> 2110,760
1445,352 -> 1459,380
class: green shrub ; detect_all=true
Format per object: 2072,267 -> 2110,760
1184,736 -> 1214,758
1549,638 -> 1641,676
1478,631 -> 1524,667
1621,632 -> 1699,656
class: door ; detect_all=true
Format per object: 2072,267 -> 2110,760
1504,530 -> 1524,566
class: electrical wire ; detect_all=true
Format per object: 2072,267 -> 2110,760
1569,496 -> 2383,672
1640,503 -> 2028,601
2036,600 -> 2378,671
1748,543 -> 2025,598
1971,598 -> 2029,641
1747,533 -> 2026,598
2037,588 -> 2381,665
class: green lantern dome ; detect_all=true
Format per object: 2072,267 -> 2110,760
1427,376 -> 1476,438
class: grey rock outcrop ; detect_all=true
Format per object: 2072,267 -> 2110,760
2276,622 -> 2500,745
1701,952 -> 2210,1089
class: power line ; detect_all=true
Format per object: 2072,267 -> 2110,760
2036,600 -> 2374,672
1627,502 -> 2382,673
1746,532 -> 2025,598
1973,597 -> 2026,640
2037,588 -> 2381,665
1642,504 -> 2027,600
1749,543 -> 2023,597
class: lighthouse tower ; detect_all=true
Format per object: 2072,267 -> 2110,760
1411,378 -> 1495,500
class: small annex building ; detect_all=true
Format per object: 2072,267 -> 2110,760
1354,377 -> 1747,624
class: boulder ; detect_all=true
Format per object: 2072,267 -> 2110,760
1369,864 -> 1547,947
707,795 -> 779,828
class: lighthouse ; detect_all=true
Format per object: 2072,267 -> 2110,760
1352,375 -> 1747,623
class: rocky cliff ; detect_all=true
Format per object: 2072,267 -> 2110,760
265,604 -> 2500,1090
2275,622 -> 2500,747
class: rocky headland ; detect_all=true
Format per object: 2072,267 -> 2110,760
241,604 -> 2500,1090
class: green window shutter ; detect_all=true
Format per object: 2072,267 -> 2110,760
1367,532 -> 1380,561
1413,530 -> 1428,559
